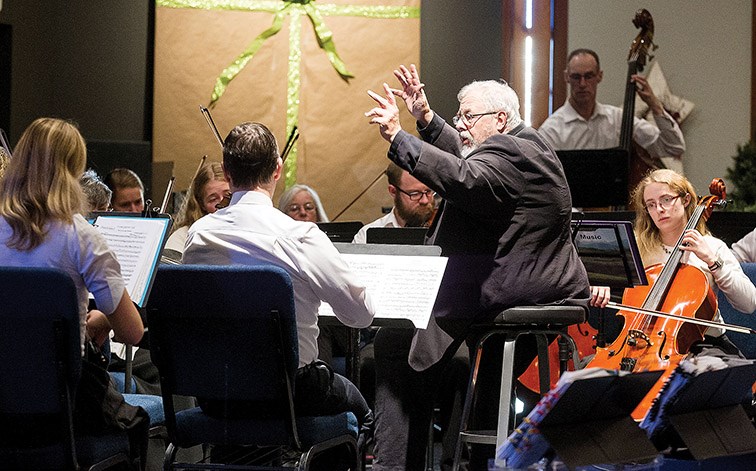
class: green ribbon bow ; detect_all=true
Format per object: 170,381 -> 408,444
157,0 -> 420,185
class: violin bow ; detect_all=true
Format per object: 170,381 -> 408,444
199,105 -> 224,148
280,126 -> 299,163
158,176 -> 176,214
331,170 -> 385,221
607,301 -> 756,335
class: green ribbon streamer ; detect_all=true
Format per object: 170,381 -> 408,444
157,0 -> 420,184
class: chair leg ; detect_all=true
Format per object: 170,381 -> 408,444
494,335 -> 518,460
163,442 -> 178,471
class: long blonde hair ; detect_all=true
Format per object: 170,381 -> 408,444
632,169 -> 709,260
173,161 -> 226,230
0,118 -> 87,250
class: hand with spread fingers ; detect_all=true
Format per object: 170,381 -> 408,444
389,64 -> 434,126
366,82 -> 403,143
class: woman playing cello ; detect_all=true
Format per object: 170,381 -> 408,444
591,168 -> 756,356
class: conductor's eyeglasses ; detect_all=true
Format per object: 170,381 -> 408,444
287,202 -> 316,213
452,111 -> 498,128
395,186 -> 435,202
645,194 -> 682,212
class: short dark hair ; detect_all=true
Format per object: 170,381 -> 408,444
567,48 -> 600,70
385,162 -> 404,187
222,122 -> 279,189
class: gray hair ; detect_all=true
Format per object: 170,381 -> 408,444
277,184 -> 330,222
80,169 -> 112,212
458,80 -> 523,131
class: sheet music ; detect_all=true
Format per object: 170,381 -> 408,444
319,253 -> 448,329
92,216 -> 170,307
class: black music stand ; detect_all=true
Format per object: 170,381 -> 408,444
557,148 -> 629,207
571,220 -> 647,347
648,362 -> 756,461
535,370 -> 663,469
571,219 -> 646,290
366,227 -> 427,245
316,221 -> 363,242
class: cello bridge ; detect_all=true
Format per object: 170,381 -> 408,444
627,329 -> 653,347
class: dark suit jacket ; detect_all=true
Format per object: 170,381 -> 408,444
389,114 -> 590,370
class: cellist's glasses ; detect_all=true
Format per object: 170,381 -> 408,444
644,194 -> 682,212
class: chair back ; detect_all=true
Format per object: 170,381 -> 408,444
147,264 -> 299,426
0,266 -> 81,465
0,266 -> 81,416
718,262 -> 756,358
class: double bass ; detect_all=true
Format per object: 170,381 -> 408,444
620,9 -> 664,195
585,179 -> 728,420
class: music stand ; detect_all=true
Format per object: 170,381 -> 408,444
328,242 -> 444,386
570,219 -> 647,290
649,362 -> 756,460
316,221 -> 363,242
536,371 -> 663,469
557,148 -> 629,207
366,227 -> 427,245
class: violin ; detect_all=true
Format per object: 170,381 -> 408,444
584,178 -> 729,421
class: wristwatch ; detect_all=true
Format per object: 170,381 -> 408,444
708,258 -> 724,272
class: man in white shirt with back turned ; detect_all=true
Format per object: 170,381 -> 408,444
183,121 -> 376,449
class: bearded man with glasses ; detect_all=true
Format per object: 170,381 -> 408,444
351,162 -> 436,244
365,65 -> 590,470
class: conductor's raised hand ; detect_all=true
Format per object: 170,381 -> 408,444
366,82 -> 403,143
390,64 -> 433,127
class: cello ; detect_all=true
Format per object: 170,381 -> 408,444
585,178 -> 728,421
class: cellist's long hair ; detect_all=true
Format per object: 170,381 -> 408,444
632,169 -> 709,260
0,118 -> 87,250
173,161 -> 226,232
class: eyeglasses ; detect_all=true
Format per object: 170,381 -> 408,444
452,111 -> 499,128
205,192 -> 230,206
286,202 -> 316,213
394,186 -> 435,202
644,194 -> 682,212
568,71 -> 598,82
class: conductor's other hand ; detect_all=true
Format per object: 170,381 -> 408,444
366,83 -> 403,143
390,64 -> 434,127
589,285 -> 611,308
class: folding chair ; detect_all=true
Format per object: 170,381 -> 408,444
148,264 -> 361,470
0,266 -> 137,470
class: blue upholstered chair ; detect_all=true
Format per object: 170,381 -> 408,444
718,262 -> 756,359
147,264 -> 360,470
0,266 -> 137,470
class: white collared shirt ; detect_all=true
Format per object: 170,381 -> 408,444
539,101 -> 685,158
351,209 -> 401,244
183,190 -> 375,366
